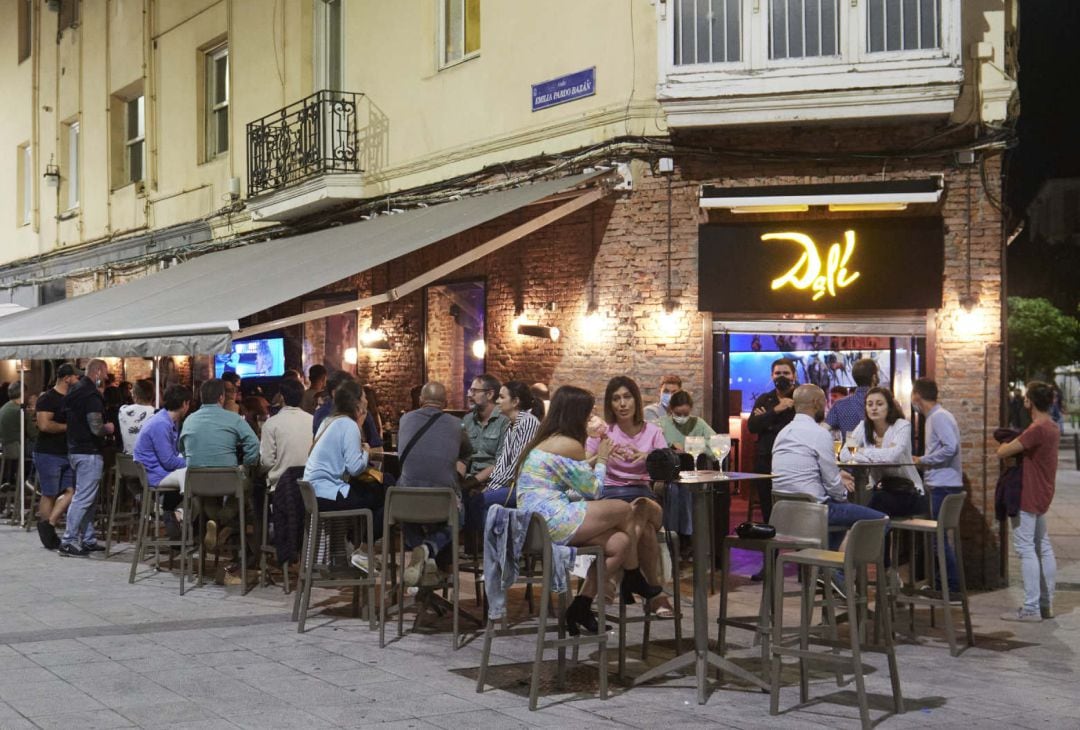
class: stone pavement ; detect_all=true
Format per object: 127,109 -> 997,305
0,442 -> 1077,729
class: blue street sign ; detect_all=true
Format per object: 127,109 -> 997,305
531,67 -> 596,112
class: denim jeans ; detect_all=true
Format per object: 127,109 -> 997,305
463,486 -> 515,533
931,486 -> 963,591
62,454 -> 103,548
825,499 -> 888,551
1012,510 -> 1056,614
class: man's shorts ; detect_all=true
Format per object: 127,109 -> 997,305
34,452 -> 75,497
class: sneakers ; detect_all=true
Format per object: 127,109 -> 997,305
1001,608 -> 1042,623
57,543 -> 89,558
403,545 -> 436,587
37,520 -> 60,550
84,543 -> 106,553
350,549 -> 381,574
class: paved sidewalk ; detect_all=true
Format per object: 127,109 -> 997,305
0,445 -> 1077,729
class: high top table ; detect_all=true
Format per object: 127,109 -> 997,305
633,470 -> 774,703
838,460 -> 917,506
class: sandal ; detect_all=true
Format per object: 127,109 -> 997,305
646,596 -> 674,618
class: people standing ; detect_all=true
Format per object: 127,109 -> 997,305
302,364 -> 327,415
825,357 -> 878,437
33,363 -> 80,549
747,358 -> 798,524
58,359 -> 114,557
997,381 -> 1059,622
643,374 -> 682,424
911,378 -> 963,592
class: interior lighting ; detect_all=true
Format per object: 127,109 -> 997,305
517,324 -> 560,342
343,347 -> 358,364
730,204 -> 810,214
657,300 -> 680,337
471,339 -> 486,359
581,309 -> 605,339
827,203 -> 909,212
361,328 -> 390,350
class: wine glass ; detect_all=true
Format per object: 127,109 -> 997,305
684,435 -> 706,476
844,434 -> 860,463
709,434 -> 731,471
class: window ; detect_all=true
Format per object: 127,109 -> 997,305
770,0 -> 839,60
673,0 -> 741,66
205,44 -> 229,159
18,0 -> 31,63
442,0 -> 480,66
315,0 -> 343,90
65,122 -> 79,210
867,0 -> 940,53
58,0 -> 79,32
125,96 -> 145,184
17,144 -> 32,226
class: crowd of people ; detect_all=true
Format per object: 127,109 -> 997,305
1,354 -> 1062,630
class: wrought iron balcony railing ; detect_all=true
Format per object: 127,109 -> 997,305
246,90 -> 364,198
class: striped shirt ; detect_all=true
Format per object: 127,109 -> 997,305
488,410 -> 541,491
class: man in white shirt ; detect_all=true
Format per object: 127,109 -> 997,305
772,384 -> 886,550
260,378 -> 313,490
118,379 -> 156,455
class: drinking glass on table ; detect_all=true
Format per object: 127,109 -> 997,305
683,435 -> 706,476
709,434 -> 731,471
833,435 -> 843,459
843,434 -> 860,463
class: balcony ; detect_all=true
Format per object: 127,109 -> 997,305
246,90 -> 368,221
657,0 -> 965,127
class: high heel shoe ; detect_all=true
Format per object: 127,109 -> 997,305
622,567 -> 663,602
564,595 -> 599,636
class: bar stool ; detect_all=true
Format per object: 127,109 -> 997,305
718,500 -> 831,677
476,511 -> 609,711
890,492 -> 973,656
128,462 -> 187,587
379,486 -> 467,650
22,472 -> 41,532
770,518 -> 902,729
291,480 -> 378,633
181,466 -> 251,595
105,454 -> 143,556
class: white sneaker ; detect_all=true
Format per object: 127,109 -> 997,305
350,549 -> 380,573
403,545 -> 435,587
1001,608 -> 1042,623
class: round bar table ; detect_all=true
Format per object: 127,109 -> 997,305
633,470 -> 774,704
837,461 -> 917,506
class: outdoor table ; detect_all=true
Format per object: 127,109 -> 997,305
837,461 -> 916,505
633,470 -> 774,703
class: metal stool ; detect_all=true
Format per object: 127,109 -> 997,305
719,500 -> 832,678
770,518 -> 902,729
291,480 -> 378,633
890,492 -> 973,656
476,511 -> 609,711
181,466 -> 252,595
128,462 -> 187,587
22,472 -> 41,532
106,454 -> 142,556
379,486 -> 469,650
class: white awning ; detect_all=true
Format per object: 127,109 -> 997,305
0,173 -> 603,359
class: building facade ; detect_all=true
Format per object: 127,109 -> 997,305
0,0 -> 1016,585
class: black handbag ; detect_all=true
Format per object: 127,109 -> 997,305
736,521 -> 776,540
879,475 -> 917,495
646,448 -> 682,482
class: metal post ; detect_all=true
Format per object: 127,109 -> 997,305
154,357 -> 161,409
18,367 -> 25,527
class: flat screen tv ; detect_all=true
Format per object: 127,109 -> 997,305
214,337 -> 285,379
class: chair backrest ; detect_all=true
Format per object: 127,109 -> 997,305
384,486 -> 456,526
185,466 -> 248,498
297,480 -> 319,517
115,453 -> 142,480
770,500 -> 828,547
523,512 -> 551,556
843,518 -> 889,569
771,490 -> 816,505
937,492 -> 965,530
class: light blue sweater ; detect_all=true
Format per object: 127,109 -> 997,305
303,416 -> 369,501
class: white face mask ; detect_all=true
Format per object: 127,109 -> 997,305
672,415 -> 690,425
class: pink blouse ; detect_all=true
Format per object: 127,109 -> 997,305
587,422 -> 667,487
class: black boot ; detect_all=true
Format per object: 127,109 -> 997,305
564,595 -> 598,636
622,567 -> 663,602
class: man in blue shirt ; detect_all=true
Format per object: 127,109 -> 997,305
133,385 -> 191,540
912,378 -> 963,591
825,358 -> 878,437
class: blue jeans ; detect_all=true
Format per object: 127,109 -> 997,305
825,499 -> 888,551
62,454 -> 103,548
1013,510 -> 1056,614
463,486 -> 515,533
931,486 -> 962,591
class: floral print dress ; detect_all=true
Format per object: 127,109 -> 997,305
516,449 -> 606,545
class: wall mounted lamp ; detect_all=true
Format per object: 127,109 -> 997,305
360,328 -> 390,350
43,159 -> 60,188
517,323 -> 560,342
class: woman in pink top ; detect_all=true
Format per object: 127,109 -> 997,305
587,376 -> 671,613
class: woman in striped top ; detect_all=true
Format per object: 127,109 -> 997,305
483,381 -> 542,509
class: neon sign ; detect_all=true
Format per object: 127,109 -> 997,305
765,230 -> 861,301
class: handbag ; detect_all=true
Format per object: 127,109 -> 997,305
736,521 -> 776,540
879,475 -> 917,495
646,448 -> 682,482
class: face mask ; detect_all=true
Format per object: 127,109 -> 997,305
773,376 -> 792,393
660,392 -> 672,408
672,415 -> 690,425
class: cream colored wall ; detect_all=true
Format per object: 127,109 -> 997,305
0,1 -> 39,264
955,0 -> 1017,125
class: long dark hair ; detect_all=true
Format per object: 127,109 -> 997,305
504,380 -> 541,419
511,385 -> 595,483
863,386 -> 904,444
332,380 -> 365,419
603,375 -> 643,425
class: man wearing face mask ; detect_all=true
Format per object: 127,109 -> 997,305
644,374 -> 682,424
748,358 -> 798,524
826,358 -> 878,437
461,374 -> 508,493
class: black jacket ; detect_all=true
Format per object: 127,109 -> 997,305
63,376 -> 105,455
747,390 -> 796,467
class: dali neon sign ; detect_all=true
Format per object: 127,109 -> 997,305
765,230 -> 861,301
